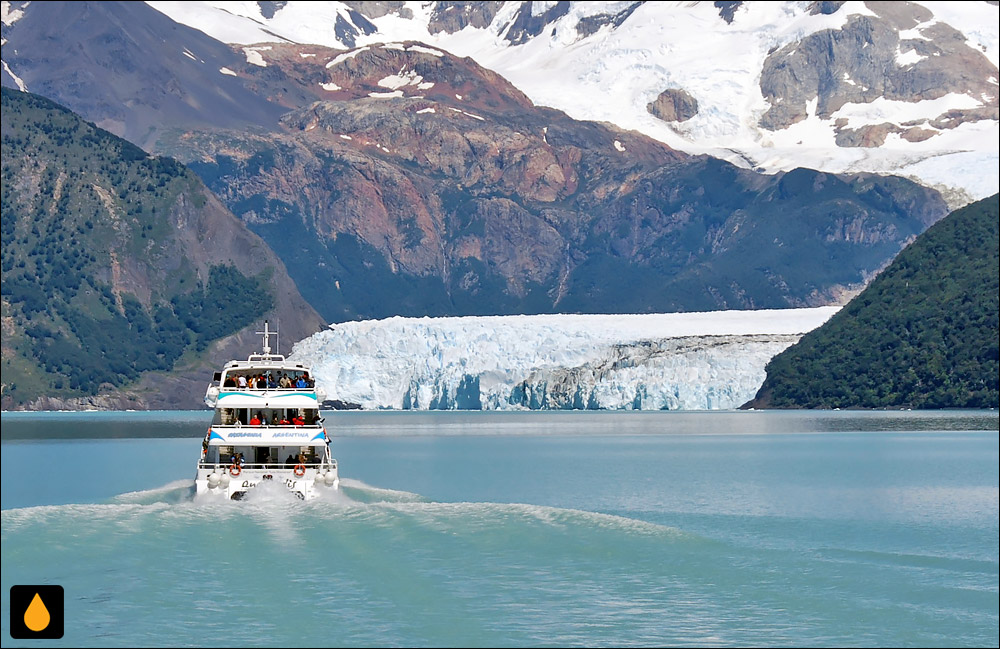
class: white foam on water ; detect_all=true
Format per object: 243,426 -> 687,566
0,501 -> 171,531
379,500 -> 686,538
240,482 -> 312,545
3,477 -> 685,546
112,479 -> 196,503
240,479 -> 302,505
337,477 -> 428,503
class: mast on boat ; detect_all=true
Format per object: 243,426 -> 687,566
256,320 -> 279,357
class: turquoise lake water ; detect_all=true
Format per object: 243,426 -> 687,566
1,410 -> 997,647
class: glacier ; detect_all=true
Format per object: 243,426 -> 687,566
288,307 -> 839,411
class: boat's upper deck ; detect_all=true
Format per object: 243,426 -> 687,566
215,354 -> 317,392
207,358 -> 325,408
204,322 -> 327,408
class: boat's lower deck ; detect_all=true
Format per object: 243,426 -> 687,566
196,462 -> 339,500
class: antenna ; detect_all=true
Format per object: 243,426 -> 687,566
256,320 -> 278,355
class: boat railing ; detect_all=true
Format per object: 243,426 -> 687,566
197,461 -> 335,471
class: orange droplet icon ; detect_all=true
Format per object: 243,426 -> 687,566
24,592 -> 51,632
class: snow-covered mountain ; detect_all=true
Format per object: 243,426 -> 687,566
143,0 -> 999,204
288,306 -> 839,410
0,0 -> 949,327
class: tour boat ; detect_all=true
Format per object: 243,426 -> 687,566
195,321 -> 339,500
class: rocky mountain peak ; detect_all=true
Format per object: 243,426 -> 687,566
426,1 -> 503,35
7,1 -> 996,200
647,88 -> 699,123
759,1 -> 998,146
318,41 -> 536,114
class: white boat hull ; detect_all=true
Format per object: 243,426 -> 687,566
195,465 -> 339,501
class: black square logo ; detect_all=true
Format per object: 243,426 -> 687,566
9,585 -> 64,639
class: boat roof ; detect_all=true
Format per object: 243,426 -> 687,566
221,356 -> 312,373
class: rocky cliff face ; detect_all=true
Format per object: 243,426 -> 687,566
155,42 -> 948,322
0,0 -> 288,150
425,1 -> 503,34
5,0 -> 995,203
759,1 -> 998,144
647,88 -> 699,123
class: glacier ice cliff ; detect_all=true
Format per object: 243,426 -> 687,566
288,307 -> 839,411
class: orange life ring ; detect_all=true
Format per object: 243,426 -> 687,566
294,464 -> 306,477
230,464 -> 242,477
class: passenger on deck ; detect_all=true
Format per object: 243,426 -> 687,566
292,414 -> 305,426
237,374 -> 248,389
249,413 -> 262,426
285,455 -> 295,467
279,373 -> 291,388
295,375 -> 307,389
223,375 -> 236,388
271,413 -> 279,426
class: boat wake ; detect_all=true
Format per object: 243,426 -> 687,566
4,474 -> 688,546
111,479 -> 196,505
3,482 -> 728,649
336,477 -> 428,504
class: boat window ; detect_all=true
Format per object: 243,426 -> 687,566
214,368 -> 317,391
213,407 -> 324,428
226,409 -> 243,426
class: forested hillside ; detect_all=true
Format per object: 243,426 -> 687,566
1,88 -> 319,409
746,194 -> 999,409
